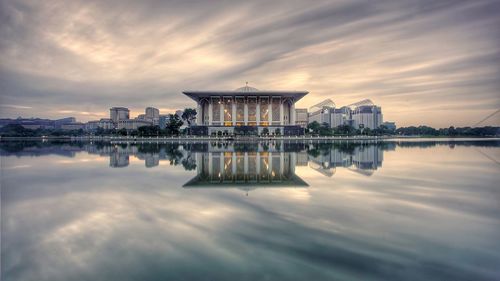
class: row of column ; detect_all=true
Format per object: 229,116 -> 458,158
203,152 -> 287,180
196,98 -> 296,126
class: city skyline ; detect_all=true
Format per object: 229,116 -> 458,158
1,0 -> 499,127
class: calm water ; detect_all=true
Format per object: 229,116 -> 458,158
1,139 -> 499,281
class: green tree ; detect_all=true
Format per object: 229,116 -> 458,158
307,121 -> 321,135
117,128 -> 128,136
318,122 -> 332,136
335,124 -> 353,135
181,108 -> 197,126
448,126 -> 457,136
166,114 -> 183,135
0,124 -> 36,137
138,125 -> 160,136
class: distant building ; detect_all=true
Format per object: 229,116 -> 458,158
308,99 -> 335,126
146,107 -> 159,118
159,115 -> 170,129
54,117 -> 76,128
100,119 -> 114,130
85,121 -> 99,130
85,118 -> 114,131
20,124 -> 43,130
110,107 -> 130,124
60,123 -> 85,130
295,108 -> 308,128
0,117 -> 76,129
117,119 -> 152,130
330,107 -> 349,128
351,104 -> 382,130
307,99 -> 383,130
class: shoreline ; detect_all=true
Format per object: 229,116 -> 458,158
1,135 -> 499,142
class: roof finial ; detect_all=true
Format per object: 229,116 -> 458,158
246,81 -> 248,87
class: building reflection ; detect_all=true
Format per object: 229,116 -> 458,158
0,141 -> 413,179
307,144 -> 388,177
183,151 -> 308,189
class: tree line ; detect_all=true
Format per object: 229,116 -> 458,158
306,121 -> 499,137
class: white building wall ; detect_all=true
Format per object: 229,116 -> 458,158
330,113 -> 344,128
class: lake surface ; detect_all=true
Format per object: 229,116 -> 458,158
1,139 -> 499,281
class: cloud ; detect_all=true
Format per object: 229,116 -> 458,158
0,0 -> 499,126
0,104 -> 32,109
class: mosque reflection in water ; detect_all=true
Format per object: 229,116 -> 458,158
1,141 -> 396,189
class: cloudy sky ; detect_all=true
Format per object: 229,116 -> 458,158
0,0 -> 499,127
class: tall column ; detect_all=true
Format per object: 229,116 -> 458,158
232,97 -> 236,126
279,101 -> 284,125
220,96 -> 224,125
244,99 -> 248,125
196,103 -> 202,125
268,99 -> 272,125
256,101 -> 260,125
208,101 -> 213,125
290,103 -> 296,125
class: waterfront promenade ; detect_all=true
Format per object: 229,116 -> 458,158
1,135 -> 396,142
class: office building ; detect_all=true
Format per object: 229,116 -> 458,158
146,107 -> 159,119
117,119 -> 152,130
110,107 -> 130,124
308,99 -> 383,130
86,118 -> 114,131
60,123 -> 85,130
308,99 -> 335,126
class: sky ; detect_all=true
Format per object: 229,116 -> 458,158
0,0 -> 499,127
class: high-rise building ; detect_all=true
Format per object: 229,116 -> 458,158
145,107 -> 159,119
307,99 -> 383,130
330,107 -> 351,128
351,105 -> 383,129
308,99 -> 335,126
145,107 -> 160,125
110,107 -> 130,124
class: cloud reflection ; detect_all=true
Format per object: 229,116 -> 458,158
1,140 -> 499,280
